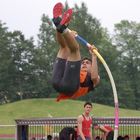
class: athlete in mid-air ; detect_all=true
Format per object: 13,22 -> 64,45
52,2 -> 100,101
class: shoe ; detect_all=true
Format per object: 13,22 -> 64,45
53,2 -> 63,18
60,8 -> 73,25
57,8 -> 73,33
52,2 -> 63,27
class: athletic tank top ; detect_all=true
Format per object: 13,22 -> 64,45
77,114 -> 92,137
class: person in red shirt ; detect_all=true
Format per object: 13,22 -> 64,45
77,102 -> 93,140
94,124 -> 114,140
52,2 -> 100,101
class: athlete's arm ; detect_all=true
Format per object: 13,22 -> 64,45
89,46 -> 100,87
77,115 -> 86,140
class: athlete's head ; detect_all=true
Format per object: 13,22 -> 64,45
81,57 -> 92,73
84,101 -> 92,114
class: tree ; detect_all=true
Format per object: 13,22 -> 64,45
35,14 -> 57,97
0,20 -> 36,102
113,20 -> 140,109
0,21 -> 11,103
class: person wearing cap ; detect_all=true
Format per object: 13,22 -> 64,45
52,2 -> 100,101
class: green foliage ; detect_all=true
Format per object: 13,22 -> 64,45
70,3 -> 103,57
0,22 -> 36,102
113,20 -> 140,109
36,15 -> 57,97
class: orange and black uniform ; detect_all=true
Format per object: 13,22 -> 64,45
52,58 -> 94,101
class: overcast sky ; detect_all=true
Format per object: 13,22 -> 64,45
0,0 -> 140,41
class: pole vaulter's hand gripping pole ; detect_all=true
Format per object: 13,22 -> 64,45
75,34 -> 119,140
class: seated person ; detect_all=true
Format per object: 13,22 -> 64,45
59,126 -> 77,140
123,135 -> 129,140
94,124 -> 114,140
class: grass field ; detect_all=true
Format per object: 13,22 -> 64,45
0,98 -> 140,125
0,98 -> 140,138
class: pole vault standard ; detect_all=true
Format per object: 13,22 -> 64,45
75,34 -> 119,140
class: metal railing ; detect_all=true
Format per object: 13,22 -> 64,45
14,117 -> 140,140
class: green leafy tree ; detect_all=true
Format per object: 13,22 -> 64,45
5,31 -> 36,101
0,21 -> 11,103
70,2 -> 103,55
113,20 -> 140,109
36,14 -> 57,97
0,21 -> 36,102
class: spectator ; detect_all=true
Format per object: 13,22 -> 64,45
53,136 -> 59,140
77,102 -> 93,140
95,136 -> 101,140
136,136 -> 140,140
59,126 -> 77,140
94,124 -> 114,140
123,135 -> 129,140
117,136 -> 124,140
47,135 -> 53,140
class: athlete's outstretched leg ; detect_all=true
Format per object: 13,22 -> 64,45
52,3 -> 70,92
52,3 -> 81,95
56,9 -> 81,95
